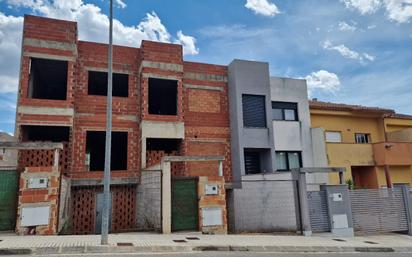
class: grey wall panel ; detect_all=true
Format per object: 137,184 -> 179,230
136,171 -> 161,231
230,180 -> 298,233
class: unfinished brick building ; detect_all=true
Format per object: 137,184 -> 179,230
15,15 -> 231,235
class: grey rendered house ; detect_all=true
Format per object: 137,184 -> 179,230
226,60 -> 327,233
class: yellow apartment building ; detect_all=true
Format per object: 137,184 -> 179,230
309,100 -> 412,188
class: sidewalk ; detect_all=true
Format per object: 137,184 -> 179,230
1,232 -> 412,255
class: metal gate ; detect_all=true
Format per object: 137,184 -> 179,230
0,169 -> 18,231
171,178 -> 198,231
350,188 -> 408,234
307,191 -> 330,233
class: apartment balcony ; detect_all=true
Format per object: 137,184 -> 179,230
326,143 -> 375,166
373,142 -> 412,166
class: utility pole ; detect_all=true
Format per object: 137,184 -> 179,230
101,0 -> 113,245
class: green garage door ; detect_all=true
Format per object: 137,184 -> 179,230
0,170 -> 18,231
171,179 -> 198,231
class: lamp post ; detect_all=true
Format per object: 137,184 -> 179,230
101,0 -> 113,245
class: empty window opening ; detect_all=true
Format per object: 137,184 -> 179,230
88,71 -> 129,97
86,131 -> 128,171
28,58 -> 68,100
148,78 -> 177,115
272,102 -> 298,121
242,94 -> 266,128
146,138 -> 180,168
146,138 -> 180,153
21,125 -> 70,142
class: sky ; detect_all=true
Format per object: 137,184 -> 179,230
0,0 -> 411,135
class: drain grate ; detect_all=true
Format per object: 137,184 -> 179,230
173,239 -> 187,243
333,238 -> 346,242
364,241 -> 379,245
186,237 -> 200,240
117,242 -> 133,246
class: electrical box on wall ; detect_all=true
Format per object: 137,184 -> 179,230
205,184 -> 218,195
202,207 -> 223,226
332,193 -> 343,201
28,177 -> 48,189
21,206 -> 50,226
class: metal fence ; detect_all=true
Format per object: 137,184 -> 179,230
349,188 -> 409,234
307,190 -> 330,233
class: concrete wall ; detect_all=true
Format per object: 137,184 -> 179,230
136,171 -> 161,231
229,173 -> 299,233
309,128 -> 329,189
270,77 -> 313,167
228,60 -> 276,181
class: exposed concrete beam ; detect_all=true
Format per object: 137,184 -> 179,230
70,177 -> 139,187
140,61 -> 183,73
84,66 -> 133,75
141,73 -> 181,81
24,38 -> 76,52
23,52 -> 75,62
0,142 -> 63,150
184,84 -> 224,92
162,155 -> 225,162
184,72 -> 227,83
17,106 -> 74,116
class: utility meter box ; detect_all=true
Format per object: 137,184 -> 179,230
28,177 -> 48,189
205,184 -> 218,195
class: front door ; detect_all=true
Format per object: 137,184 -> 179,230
95,193 -> 112,234
171,178 -> 198,231
0,170 -> 18,231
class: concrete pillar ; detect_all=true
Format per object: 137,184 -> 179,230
141,137 -> 147,169
321,185 -> 354,237
394,184 -> 412,236
218,161 -> 223,177
161,161 -> 171,234
295,171 -> 312,236
53,148 -> 59,169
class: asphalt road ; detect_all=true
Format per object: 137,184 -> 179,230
7,252 -> 412,257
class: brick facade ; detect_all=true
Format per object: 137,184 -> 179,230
15,15 -> 232,235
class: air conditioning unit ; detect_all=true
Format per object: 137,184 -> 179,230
28,177 -> 48,189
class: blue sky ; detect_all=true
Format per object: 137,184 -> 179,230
0,0 -> 412,134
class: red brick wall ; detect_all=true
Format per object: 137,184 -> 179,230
70,41 -> 140,180
182,62 -> 232,181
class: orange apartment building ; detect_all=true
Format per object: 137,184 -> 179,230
310,100 -> 412,189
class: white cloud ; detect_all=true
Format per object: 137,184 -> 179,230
245,0 -> 280,17
342,0 -> 412,23
0,1 -> 198,94
341,0 -> 382,14
322,40 -> 375,63
0,13 -> 23,94
175,31 -> 199,55
114,0 -> 126,9
384,0 -> 412,23
338,21 -> 357,31
363,53 -> 375,61
305,70 -> 341,95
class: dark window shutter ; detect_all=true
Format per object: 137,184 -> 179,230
244,151 -> 261,174
242,95 -> 266,127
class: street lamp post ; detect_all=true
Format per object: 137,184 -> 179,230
101,0 -> 113,245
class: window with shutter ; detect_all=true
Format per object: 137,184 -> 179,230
242,94 -> 266,128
